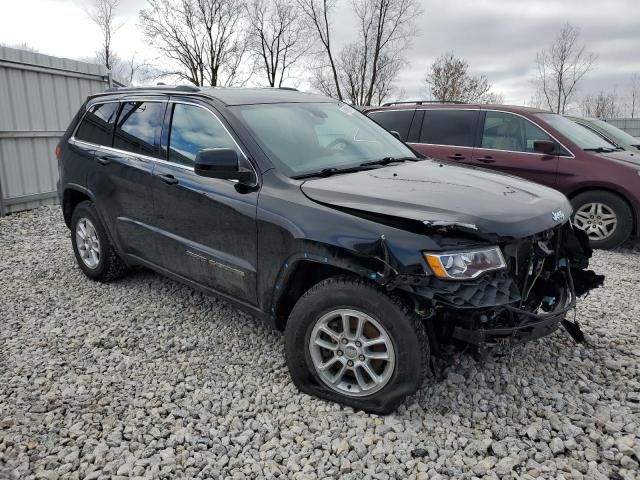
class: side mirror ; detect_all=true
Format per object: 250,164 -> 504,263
389,130 -> 401,140
533,140 -> 556,155
194,148 -> 254,182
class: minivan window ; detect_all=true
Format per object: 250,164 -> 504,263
233,102 -> 415,176
113,101 -> 165,158
481,111 -> 554,153
75,102 -> 119,146
420,110 -> 478,147
168,104 -> 239,166
589,119 -> 640,146
367,110 -> 414,141
537,113 -> 616,150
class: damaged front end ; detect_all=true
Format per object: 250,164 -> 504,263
393,223 -> 604,353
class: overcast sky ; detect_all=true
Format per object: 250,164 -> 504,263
1,0 -> 639,106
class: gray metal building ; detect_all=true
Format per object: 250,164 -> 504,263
0,46 -> 118,216
605,118 -> 640,138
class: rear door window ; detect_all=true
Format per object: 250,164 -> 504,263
420,110 -> 479,147
113,101 -> 166,158
367,110 -> 415,141
75,103 -> 119,146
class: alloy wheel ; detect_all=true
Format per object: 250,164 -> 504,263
76,218 -> 101,269
309,308 -> 396,397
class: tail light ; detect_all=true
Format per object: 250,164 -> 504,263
55,143 -> 62,161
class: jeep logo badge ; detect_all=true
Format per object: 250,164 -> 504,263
551,210 -> 565,222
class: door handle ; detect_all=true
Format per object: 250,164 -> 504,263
477,156 -> 496,164
96,156 -> 112,166
158,174 -> 178,185
448,153 -> 465,160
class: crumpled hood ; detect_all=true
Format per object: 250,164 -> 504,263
596,150 -> 640,168
301,160 -> 572,239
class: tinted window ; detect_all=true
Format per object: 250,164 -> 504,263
113,101 -> 165,157
367,110 -> 414,141
590,119 -> 639,145
168,104 -> 240,166
75,103 -> 118,146
420,110 -> 478,147
536,113 -> 615,150
482,111 -> 553,153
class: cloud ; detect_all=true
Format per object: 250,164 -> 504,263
1,0 -> 638,106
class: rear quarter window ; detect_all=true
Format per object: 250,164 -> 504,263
367,110 -> 415,141
75,103 -> 119,146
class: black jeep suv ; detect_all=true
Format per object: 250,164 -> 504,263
57,86 -> 602,413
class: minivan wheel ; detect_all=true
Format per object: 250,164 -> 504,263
571,190 -> 633,249
284,276 -> 429,414
70,201 -> 127,282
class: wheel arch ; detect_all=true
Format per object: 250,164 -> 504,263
62,185 -> 93,228
271,260 -> 357,330
270,252 -> 397,330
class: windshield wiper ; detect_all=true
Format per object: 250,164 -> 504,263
584,147 -> 616,153
360,156 -> 417,167
292,165 -> 379,180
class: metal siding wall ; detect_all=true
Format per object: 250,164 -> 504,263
605,119 -> 640,138
0,46 -> 112,215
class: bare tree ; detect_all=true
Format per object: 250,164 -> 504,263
112,54 -> 157,85
298,0 -> 342,100
335,43 -> 404,105
88,0 -> 122,70
481,91 -> 505,105
426,52 -> 500,103
246,0 -> 308,87
581,91 -> 620,118
629,73 -> 639,119
139,0 -> 251,87
1,42 -> 40,53
535,23 -> 597,114
372,54 -> 405,105
301,0 -> 418,105
351,0 -> 420,106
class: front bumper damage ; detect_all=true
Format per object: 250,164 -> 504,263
393,223 -> 604,351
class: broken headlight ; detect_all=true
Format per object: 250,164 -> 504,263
423,247 -> 506,280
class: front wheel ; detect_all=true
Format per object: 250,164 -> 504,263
571,190 -> 633,250
284,277 -> 430,414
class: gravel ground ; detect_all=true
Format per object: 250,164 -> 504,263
1,206 -> 639,480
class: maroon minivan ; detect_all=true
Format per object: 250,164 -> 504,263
365,103 -> 640,249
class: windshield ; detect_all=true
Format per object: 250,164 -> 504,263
537,113 -> 617,150
590,119 -> 640,146
232,102 -> 416,176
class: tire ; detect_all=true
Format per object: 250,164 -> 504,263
70,201 -> 127,282
571,190 -> 633,250
284,276 -> 430,414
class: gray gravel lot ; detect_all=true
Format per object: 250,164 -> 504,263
1,206 -> 639,480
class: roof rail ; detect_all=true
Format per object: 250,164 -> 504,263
255,86 -> 299,91
381,100 -> 468,107
104,84 -> 201,93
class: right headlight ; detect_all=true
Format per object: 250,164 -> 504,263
423,246 -> 506,280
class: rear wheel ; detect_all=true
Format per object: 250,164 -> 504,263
284,276 -> 430,414
571,190 -> 633,249
71,201 -> 127,282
